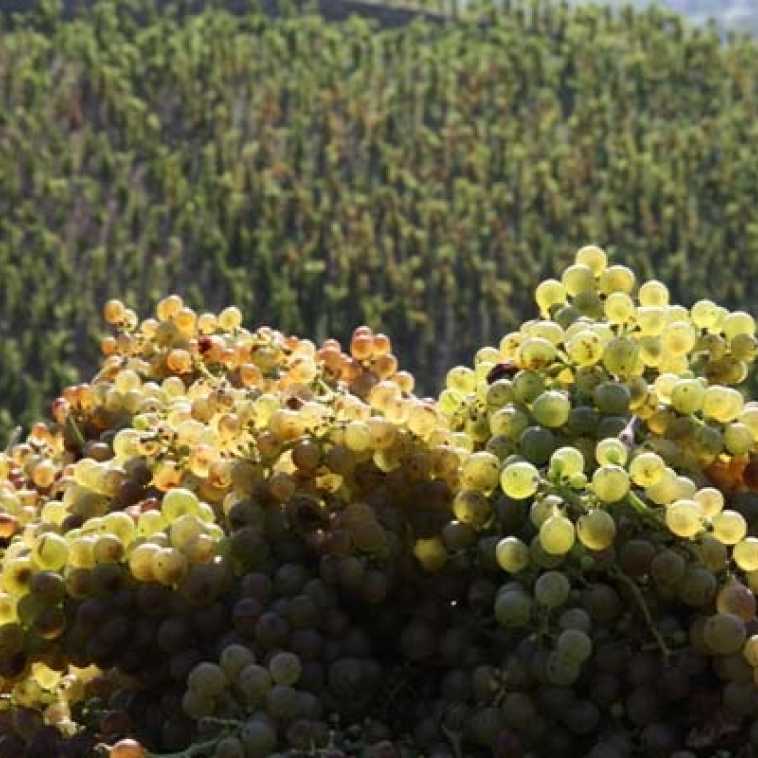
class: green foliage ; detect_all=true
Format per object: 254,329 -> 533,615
2,0 -> 758,443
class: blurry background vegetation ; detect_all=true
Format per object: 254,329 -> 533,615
2,0 -> 758,442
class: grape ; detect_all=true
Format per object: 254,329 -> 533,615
238,665 -> 273,704
535,279 -> 567,315
566,330 -> 603,367
704,613 -> 747,655
496,537 -> 530,573
240,719 -> 278,758
717,579 -> 756,621
575,245 -> 607,274
665,500 -> 703,538
723,311 -> 756,340
661,321 -> 696,356
693,487 -> 724,517
31,533 -> 68,571
594,438 -> 628,467
513,371 -> 546,404
562,264 -> 596,296
539,514 -> 575,555
500,462 -> 540,499
269,652 -> 302,686
532,391 -> 570,428
670,378 -> 705,414
188,662 -> 228,697
743,636 -> 758,667
629,452 -> 665,487
557,629 -> 592,664
712,510 -> 747,545
602,338 -> 639,377
161,488 -> 201,521
577,510 -> 617,550
734,538 -> 758,571
461,451 -> 500,492
549,447 -> 585,479
519,338 -> 557,370
519,425 -> 556,465
592,382 -> 631,415
534,571 -> 570,608
638,280 -> 669,307
724,422 -> 754,455
679,566 -> 717,607
220,644 -> 256,681
592,466 -> 630,503
604,292 -> 635,324
494,591 -> 533,628
558,608 -> 592,633
545,651 -> 581,686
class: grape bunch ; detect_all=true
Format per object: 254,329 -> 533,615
2,247 -> 758,756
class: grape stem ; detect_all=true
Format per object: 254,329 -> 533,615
441,724 -> 464,758
609,565 -> 671,663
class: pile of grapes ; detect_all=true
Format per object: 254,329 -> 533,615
2,247 -> 758,757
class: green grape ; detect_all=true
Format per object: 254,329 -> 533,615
535,279 -> 567,315
486,379 -> 514,409
519,338 -> 557,370
723,311 -> 756,340
558,608 -> 592,633
439,389 -> 464,415
240,719 -> 277,758
531,495 -> 560,528
162,488 -> 200,521
604,292 -> 635,324
513,371 -> 546,404
128,542 -> 159,582
594,438 -> 628,467
724,422 -> 754,455
93,534 -> 125,564
534,570 -> 570,608
268,652 -> 302,686
344,421 -> 372,452
188,662 -> 228,697
734,538 -> 758,571
31,533 -> 68,571
573,291 -> 604,320
238,665 -> 272,704
461,452 -> 500,492
629,452 -> 665,487
691,299 -> 720,330
446,365 -> 476,394
697,533 -> 728,571
665,500 -> 703,538
661,320 -> 697,357
539,514 -> 575,555
545,650 -> 581,686
702,386 -> 743,423
743,635 -> 758,667
220,644 -> 256,681
704,613 -> 747,655
672,475 -> 697,500
496,537 -> 530,573
411,536 -> 445,572
670,379 -> 706,414
526,320 -> 565,346
494,590 -> 533,628
490,405 -> 530,440
138,509 -> 166,537
598,265 -> 635,295
567,406 -> 600,436
592,466 -> 630,503
638,335 -> 663,367
712,510 -> 747,545
519,426 -> 556,465
562,264 -> 596,296
0,593 -> 16,624
636,306 -> 667,336
453,490 -> 492,528
739,404 -> 758,441
577,509 -> 617,550
645,467 -> 679,505
557,628 -> 593,663
152,547 -> 189,585
532,391 -> 570,428
602,337 -> 639,377
549,447 -> 585,479
500,332 -> 524,359
2,557 -> 34,596
500,462 -> 540,500
592,382 -> 631,415
575,245 -> 607,274
638,280 -> 669,307
566,330 -> 603,367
